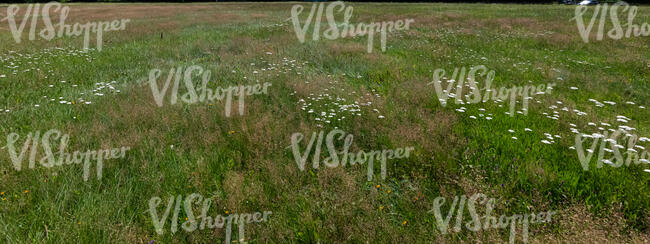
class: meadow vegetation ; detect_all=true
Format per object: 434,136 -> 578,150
0,2 -> 648,243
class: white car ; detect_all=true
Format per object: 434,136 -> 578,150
578,0 -> 599,5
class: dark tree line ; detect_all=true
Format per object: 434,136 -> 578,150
1,0 -> 647,5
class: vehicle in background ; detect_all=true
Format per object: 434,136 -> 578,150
577,0 -> 599,5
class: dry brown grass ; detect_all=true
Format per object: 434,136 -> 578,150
534,205 -> 650,243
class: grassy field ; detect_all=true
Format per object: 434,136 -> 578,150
0,2 -> 649,243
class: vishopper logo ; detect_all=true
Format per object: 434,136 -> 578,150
1,2 -> 130,51
574,129 -> 650,171
148,193 -> 271,243
289,1 -> 414,53
573,1 -> 649,43
148,65 -> 271,117
429,65 -> 556,117
289,129 -> 414,181
428,193 -> 555,243
5,129 -> 130,181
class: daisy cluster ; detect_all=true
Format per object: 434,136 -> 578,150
538,89 -> 646,144
435,73 -> 553,121
474,80 -> 650,173
243,54 -> 308,78
0,47 -> 94,80
261,22 -> 288,29
30,80 -> 122,110
0,48 -> 125,114
539,89 -> 649,172
430,30 -> 564,71
296,80 -> 384,128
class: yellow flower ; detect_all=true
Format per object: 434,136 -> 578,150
402,220 -> 407,225
77,222 -> 81,225
225,211 -> 229,214
185,217 -> 188,221
24,190 -> 29,193
1,192 -> 4,195
2,198 -> 5,201
229,131 -> 235,134
376,185 -> 380,188
387,190 -> 391,194
379,206 -> 384,210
